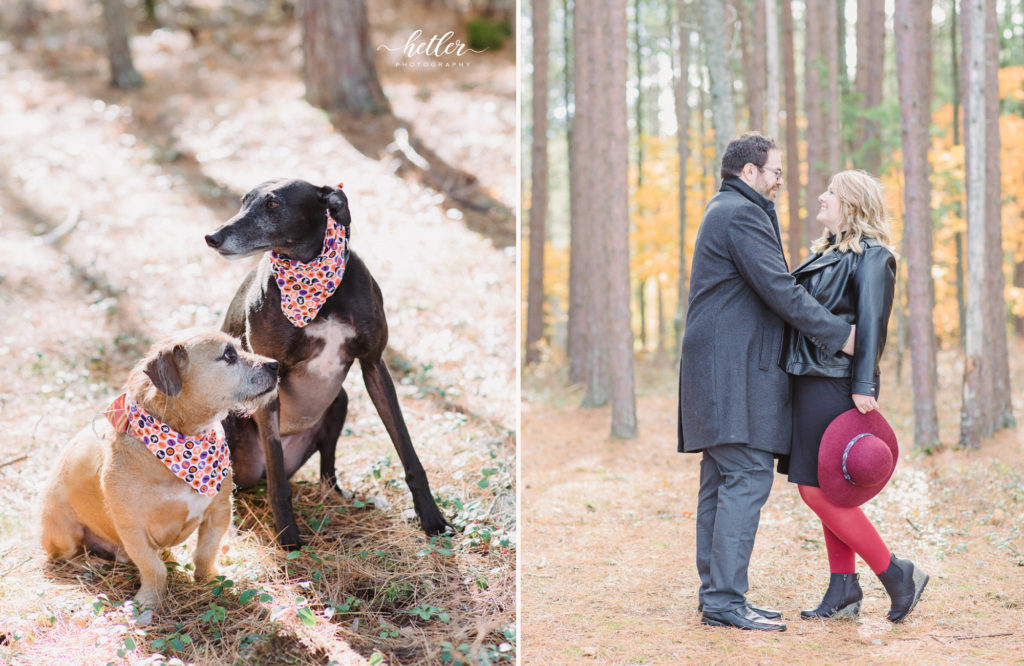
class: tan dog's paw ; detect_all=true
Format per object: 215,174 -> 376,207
192,563 -> 218,584
133,589 -> 164,612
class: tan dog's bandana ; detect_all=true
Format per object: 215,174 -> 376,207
269,209 -> 349,328
105,394 -> 230,497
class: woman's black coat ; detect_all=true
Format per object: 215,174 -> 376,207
781,238 -> 897,397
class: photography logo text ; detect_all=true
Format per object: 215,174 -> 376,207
378,30 -> 486,68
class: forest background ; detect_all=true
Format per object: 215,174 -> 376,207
521,0 -> 1024,663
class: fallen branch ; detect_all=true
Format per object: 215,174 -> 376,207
0,455 -> 28,470
905,517 -> 922,533
930,632 -> 1014,641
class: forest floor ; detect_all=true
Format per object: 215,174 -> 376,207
522,348 -> 1024,664
0,2 -> 515,665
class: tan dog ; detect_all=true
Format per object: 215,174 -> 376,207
40,331 -> 279,609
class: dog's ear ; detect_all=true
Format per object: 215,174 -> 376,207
323,187 -> 351,226
144,345 -> 188,396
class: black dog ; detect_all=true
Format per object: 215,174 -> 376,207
205,178 -> 451,548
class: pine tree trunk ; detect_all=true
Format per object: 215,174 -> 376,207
100,0 -> 143,89
526,0 -> 550,365
764,0 -> 780,140
300,0 -> 390,115
960,0 -> 986,449
895,0 -> 940,450
804,1 -> 826,250
983,0 -> 1015,429
701,0 -> 736,173
750,0 -> 767,132
568,0 -> 589,385
674,0 -> 691,349
856,0 -> 885,173
634,0 -> 644,186
736,0 -> 759,131
576,1 -> 608,406
825,0 -> 840,175
605,0 -> 636,437
781,0 -> 802,264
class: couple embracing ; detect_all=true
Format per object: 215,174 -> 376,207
678,132 -> 929,632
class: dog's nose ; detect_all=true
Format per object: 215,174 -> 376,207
265,360 -> 279,376
205,233 -> 223,249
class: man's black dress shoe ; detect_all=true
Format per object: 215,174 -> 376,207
698,602 -> 782,620
701,606 -> 787,631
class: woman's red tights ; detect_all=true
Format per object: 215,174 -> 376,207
798,484 -> 891,574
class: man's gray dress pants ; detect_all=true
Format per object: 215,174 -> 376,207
696,443 -> 775,613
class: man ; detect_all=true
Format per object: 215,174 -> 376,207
678,132 -> 855,632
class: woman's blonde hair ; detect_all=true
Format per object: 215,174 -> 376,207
810,169 -> 898,257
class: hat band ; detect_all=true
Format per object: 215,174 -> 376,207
841,433 -> 871,485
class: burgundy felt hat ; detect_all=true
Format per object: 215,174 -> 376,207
818,408 -> 899,507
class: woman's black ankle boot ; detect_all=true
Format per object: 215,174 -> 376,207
800,573 -> 863,619
876,554 -> 929,622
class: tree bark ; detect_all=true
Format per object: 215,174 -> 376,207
737,0 -> 764,131
702,0 -> 736,174
856,0 -> 886,173
781,0 -> 801,264
804,1 -> 827,252
750,0 -> 766,132
300,0 -> 390,115
525,0 -> 550,365
100,0 -> 143,89
574,1 -> 607,405
895,0 -> 940,450
674,0 -> 692,349
983,0 -> 1015,429
568,0 -> 588,384
635,0 -> 645,187
960,0 -> 986,449
764,0 -> 780,141
604,0 -> 637,437
826,0 -> 840,175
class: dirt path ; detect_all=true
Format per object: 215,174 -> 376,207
0,4 -> 515,664
521,361 -> 1024,664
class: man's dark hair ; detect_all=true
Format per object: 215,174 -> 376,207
720,132 -> 778,180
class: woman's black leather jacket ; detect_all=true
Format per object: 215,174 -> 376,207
780,237 -> 897,397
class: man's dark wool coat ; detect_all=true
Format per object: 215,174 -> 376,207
678,178 -> 851,455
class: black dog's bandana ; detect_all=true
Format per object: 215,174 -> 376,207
269,209 -> 349,327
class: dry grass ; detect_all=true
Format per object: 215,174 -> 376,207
0,2 -> 515,664
7,477 -> 514,665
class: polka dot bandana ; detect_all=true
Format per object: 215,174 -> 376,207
104,394 -> 230,497
268,209 -> 349,328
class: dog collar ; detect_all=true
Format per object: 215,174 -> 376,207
269,209 -> 349,328
104,394 -> 230,497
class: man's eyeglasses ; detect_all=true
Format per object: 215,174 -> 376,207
759,166 -> 784,180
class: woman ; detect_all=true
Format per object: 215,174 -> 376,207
781,169 -> 928,623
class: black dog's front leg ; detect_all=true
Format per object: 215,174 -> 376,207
252,397 -> 303,550
361,357 -> 452,535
